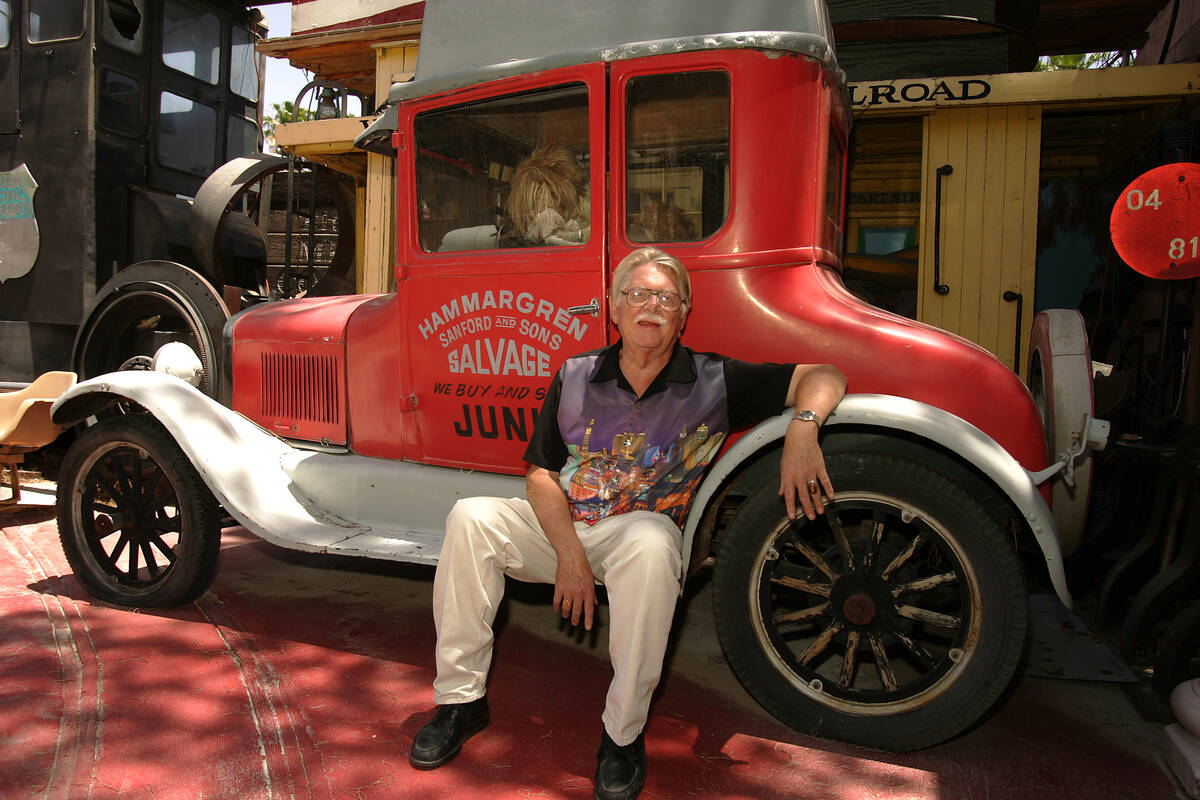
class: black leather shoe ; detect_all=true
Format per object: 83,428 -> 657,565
409,697 -> 490,769
594,730 -> 646,800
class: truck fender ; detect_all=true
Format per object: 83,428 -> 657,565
684,393 -> 1072,608
50,371 -> 370,553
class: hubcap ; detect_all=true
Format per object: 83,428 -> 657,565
842,592 -> 877,626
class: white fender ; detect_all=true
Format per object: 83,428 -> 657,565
684,393 -> 1073,608
51,372 -> 523,563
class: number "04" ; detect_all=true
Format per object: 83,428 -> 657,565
1126,188 -> 1162,210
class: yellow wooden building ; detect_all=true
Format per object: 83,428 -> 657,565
846,64 -> 1200,376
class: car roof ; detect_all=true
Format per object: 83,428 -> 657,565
393,0 -> 840,104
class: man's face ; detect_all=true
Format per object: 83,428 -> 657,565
611,263 -> 687,351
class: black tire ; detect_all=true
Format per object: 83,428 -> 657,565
56,416 -> 221,608
713,451 -> 1027,751
73,261 -> 228,397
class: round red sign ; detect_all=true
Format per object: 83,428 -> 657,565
1110,162 -> 1200,280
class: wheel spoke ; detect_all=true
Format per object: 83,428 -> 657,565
107,532 -> 130,566
149,508 -> 182,533
148,535 -> 177,564
838,630 -> 861,688
826,511 -> 855,572
141,462 -> 167,496
141,543 -> 160,578
896,604 -> 961,629
127,536 -> 140,577
891,571 -> 958,597
783,528 -> 840,581
881,531 -> 927,580
868,632 -> 898,691
799,619 -> 843,665
771,574 -> 831,598
893,630 -> 937,669
862,515 -> 885,572
775,601 -> 830,625
88,500 -> 120,516
94,464 -> 126,504
108,453 -> 136,497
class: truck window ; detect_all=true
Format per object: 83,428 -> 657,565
826,127 -> 845,229
414,83 -> 590,253
102,0 -> 144,53
226,115 -> 259,159
28,0 -> 85,43
1,0 -> 10,48
162,0 -> 220,85
100,68 -> 142,137
158,91 -> 216,175
625,71 -> 729,243
230,25 -> 258,102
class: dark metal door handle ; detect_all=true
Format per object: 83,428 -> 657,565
1003,290 -> 1023,371
933,164 -> 953,296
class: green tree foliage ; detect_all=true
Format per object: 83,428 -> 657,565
263,102 -> 315,139
1036,51 -> 1134,71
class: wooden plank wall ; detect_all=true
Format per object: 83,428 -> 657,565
919,105 -> 1041,377
361,43 -> 419,294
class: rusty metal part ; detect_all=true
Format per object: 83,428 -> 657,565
190,154 -> 288,289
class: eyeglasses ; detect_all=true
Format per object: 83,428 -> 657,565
620,287 -> 685,312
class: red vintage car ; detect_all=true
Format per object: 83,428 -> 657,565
50,0 -> 1106,752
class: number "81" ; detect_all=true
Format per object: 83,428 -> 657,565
1169,237 -> 1198,260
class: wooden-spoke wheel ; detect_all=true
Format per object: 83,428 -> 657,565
714,452 -> 1026,751
57,416 -> 220,607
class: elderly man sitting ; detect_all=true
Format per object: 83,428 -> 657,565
410,246 -> 847,800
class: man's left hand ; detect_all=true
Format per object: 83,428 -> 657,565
779,419 -> 833,520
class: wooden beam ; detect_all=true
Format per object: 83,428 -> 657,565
257,21 -> 421,58
274,117 -> 373,149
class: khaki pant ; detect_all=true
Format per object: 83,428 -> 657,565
432,496 -> 682,746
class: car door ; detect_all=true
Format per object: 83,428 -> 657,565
399,63 -> 610,473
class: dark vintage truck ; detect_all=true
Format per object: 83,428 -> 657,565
47,0 -> 1107,751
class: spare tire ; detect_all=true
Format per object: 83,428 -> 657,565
73,260 -> 228,397
1027,309 -> 1095,555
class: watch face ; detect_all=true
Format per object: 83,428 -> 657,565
794,410 -> 819,423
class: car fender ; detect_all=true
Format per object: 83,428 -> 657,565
685,393 -> 1072,608
50,371 -> 374,553
51,372 -> 526,563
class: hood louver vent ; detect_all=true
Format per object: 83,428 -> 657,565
261,353 -> 342,425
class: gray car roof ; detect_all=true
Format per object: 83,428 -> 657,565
402,0 -> 837,103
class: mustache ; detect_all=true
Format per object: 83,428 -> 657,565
634,311 -> 668,326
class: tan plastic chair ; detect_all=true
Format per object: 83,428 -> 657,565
0,371 -> 77,504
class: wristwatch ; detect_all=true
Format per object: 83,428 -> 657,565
791,409 -> 822,426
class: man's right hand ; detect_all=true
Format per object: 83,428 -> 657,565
526,465 -> 598,630
553,545 -> 597,630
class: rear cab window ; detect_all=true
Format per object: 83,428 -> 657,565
414,83 -> 591,254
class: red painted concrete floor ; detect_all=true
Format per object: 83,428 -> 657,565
0,494 -> 1184,800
